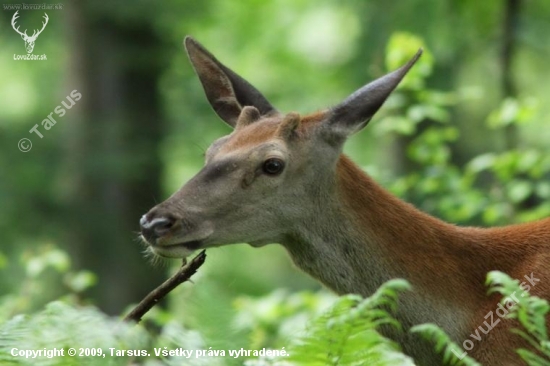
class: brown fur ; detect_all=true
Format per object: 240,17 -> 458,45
337,154 -> 550,364
220,117 -> 281,151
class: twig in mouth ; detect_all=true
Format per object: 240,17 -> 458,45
123,250 -> 207,324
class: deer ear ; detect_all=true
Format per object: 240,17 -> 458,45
322,49 -> 422,142
184,36 -> 277,128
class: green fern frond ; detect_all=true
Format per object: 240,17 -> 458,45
486,271 -> 550,365
515,349 -> 550,366
411,323 -> 481,366
284,279 -> 414,366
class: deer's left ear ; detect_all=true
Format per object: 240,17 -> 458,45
185,36 -> 277,128
321,49 -> 422,142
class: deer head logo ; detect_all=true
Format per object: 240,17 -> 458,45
11,11 -> 49,54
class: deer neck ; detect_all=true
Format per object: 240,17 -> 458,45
280,153 -> 483,353
281,155 -> 483,318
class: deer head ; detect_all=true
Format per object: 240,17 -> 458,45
11,11 -> 49,54
140,37 -> 421,259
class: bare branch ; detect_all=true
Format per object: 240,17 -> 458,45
123,250 -> 207,324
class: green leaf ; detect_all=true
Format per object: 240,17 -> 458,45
487,98 -> 538,129
376,116 -> 416,135
386,32 -> 433,90
466,153 -> 496,174
64,271 -> 98,293
411,323 -> 482,366
506,180 -> 533,203
24,247 -> 70,278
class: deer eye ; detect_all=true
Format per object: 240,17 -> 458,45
262,158 -> 285,175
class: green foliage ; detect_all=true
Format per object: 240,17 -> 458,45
233,290 -> 337,351
0,246 -> 221,366
385,32 -> 434,91
2,247 -> 550,366
375,32 -> 550,227
411,324 -> 481,366
0,246 -> 139,365
0,255 -> 414,366
0,301 -> 148,366
290,280 -> 411,365
0,245 -> 96,324
486,98 -> 538,129
486,271 -> 550,365
243,280 -> 413,366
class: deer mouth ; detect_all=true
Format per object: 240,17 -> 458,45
139,217 -> 214,258
146,238 -> 204,258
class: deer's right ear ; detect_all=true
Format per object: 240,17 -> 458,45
320,49 -> 422,144
184,36 -> 277,128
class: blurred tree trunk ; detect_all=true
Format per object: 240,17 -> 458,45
500,0 -> 540,211
63,1 -> 166,313
501,0 -> 520,149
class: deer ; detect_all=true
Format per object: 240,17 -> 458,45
139,36 -> 550,365
11,11 -> 49,54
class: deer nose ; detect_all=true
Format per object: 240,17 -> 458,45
140,214 -> 176,242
